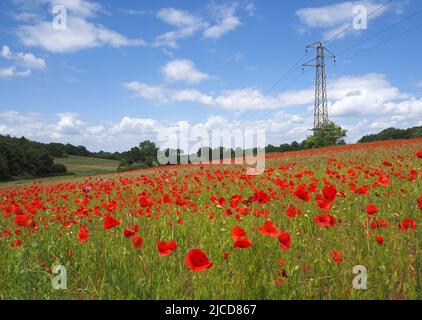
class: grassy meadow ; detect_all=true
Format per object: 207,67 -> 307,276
0,139 -> 420,299
0,156 -> 119,189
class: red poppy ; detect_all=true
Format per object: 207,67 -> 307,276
366,204 -> 378,215
398,218 -> 416,232
233,237 -> 253,248
358,185 -> 369,195
371,218 -> 388,230
78,225 -> 89,243
416,150 -> 422,159
11,239 -> 22,248
330,250 -> 343,263
223,251 -> 229,260
103,214 -> 121,230
278,232 -> 291,251
123,224 -> 138,238
253,190 -> 269,204
374,235 -> 384,245
317,199 -> 332,211
418,196 -> 422,211
132,235 -> 143,249
14,215 -> 32,228
323,185 -> 337,202
314,214 -> 336,227
285,205 -> 301,218
294,185 -> 311,202
139,196 -> 153,207
258,220 -> 280,238
157,240 -> 178,256
231,225 -> 246,240
185,249 -> 213,272
230,195 -> 242,208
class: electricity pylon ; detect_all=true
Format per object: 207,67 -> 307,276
302,42 -> 336,134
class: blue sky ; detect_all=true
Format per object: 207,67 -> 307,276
1,0 -> 422,152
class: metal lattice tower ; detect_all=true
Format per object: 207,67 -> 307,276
302,42 -> 335,134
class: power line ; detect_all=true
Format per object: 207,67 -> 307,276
337,7 -> 422,57
237,53 -> 307,123
325,0 -> 394,44
340,20 -> 422,62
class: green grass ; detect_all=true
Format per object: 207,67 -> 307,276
0,156 -> 120,189
54,156 -> 119,177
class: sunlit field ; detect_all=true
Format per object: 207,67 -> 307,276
0,139 -> 421,300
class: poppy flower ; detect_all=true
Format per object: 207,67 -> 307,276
253,190 -> 269,204
258,220 -> 280,238
317,199 -> 332,211
11,239 -> 22,248
78,225 -> 89,243
278,232 -> 291,251
398,218 -> 416,232
14,215 -> 32,228
418,196 -> 422,211
231,225 -> 246,241
314,214 -> 336,227
103,214 -> 121,230
416,150 -> 422,159
358,185 -> 369,195
330,250 -> 343,263
233,237 -> 253,249
123,224 -> 138,238
185,249 -> 213,272
294,185 -> 311,202
323,185 -> 337,202
366,204 -> 378,215
371,218 -> 388,230
157,240 -> 177,256
132,235 -> 143,249
230,195 -> 242,208
374,235 -> 384,245
139,196 -> 153,207
285,205 -> 301,218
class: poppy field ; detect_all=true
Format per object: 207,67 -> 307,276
0,139 -> 421,300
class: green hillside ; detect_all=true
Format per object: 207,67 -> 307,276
54,156 -> 119,177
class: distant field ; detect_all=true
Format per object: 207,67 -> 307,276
54,156 -> 119,176
0,156 -> 120,188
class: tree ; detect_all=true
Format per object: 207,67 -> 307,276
304,121 -> 347,149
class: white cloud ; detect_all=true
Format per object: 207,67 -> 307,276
123,81 -> 313,111
245,3 -> 256,17
15,0 -> 145,53
112,116 -> 158,135
123,81 -> 170,104
154,3 -> 242,47
122,73 -> 422,135
52,112 -> 85,137
203,3 -> 242,39
154,8 -> 207,47
161,59 -> 210,84
0,45 -> 45,78
295,1 -> 389,40
0,67 -> 31,78
86,125 -> 105,136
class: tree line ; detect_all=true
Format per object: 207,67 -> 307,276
358,126 -> 422,143
3,122 -> 420,181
